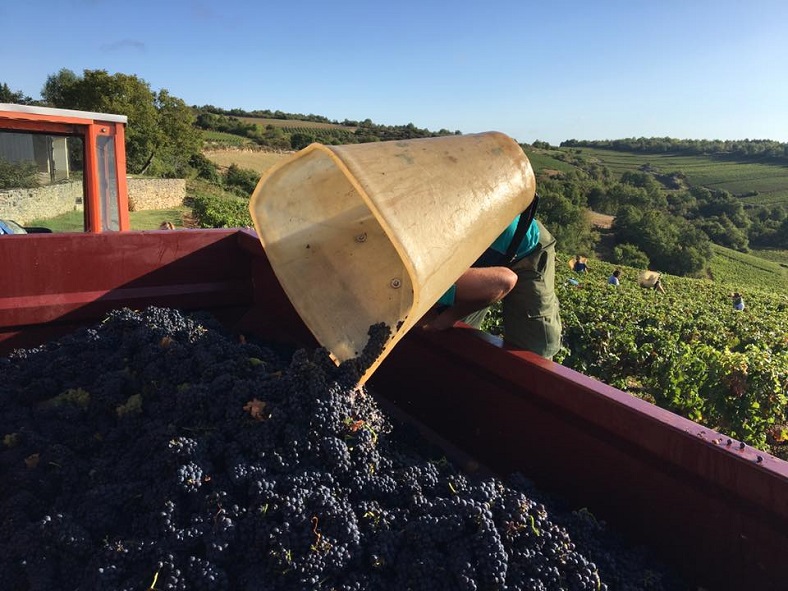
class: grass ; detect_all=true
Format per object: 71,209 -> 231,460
203,149 -> 289,174
27,210 -> 85,233
129,207 -> 191,230
27,206 -> 191,232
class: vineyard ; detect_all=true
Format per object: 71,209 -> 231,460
485,254 -> 788,458
708,243 -> 788,293
237,117 -> 357,133
201,130 -> 255,148
191,141 -> 788,459
569,147 -> 788,207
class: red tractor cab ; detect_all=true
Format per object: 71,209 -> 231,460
0,103 -> 129,233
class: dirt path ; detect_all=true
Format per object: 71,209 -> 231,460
587,211 -> 614,229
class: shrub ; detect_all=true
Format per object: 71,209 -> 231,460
0,159 -> 37,189
613,243 -> 650,268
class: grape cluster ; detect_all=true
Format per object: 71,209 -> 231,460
0,306 -> 690,590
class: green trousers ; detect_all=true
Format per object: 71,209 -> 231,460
463,220 -> 562,360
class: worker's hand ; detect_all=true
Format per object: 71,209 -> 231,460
418,307 -> 444,331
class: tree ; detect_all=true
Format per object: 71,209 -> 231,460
0,82 -> 35,104
694,215 -> 749,251
612,243 -> 650,269
290,132 -> 317,151
150,90 -> 202,177
612,206 -> 711,276
41,69 -> 81,106
537,179 -> 597,254
40,69 -> 201,177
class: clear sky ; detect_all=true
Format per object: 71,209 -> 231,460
3,0 -> 788,146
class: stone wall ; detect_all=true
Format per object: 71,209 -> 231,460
0,182 -> 83,225
127,178 -> 186,211
0,178 -> 186,224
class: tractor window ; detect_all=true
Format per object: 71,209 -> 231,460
96,134 -> 120,231
0,130 -> 85,233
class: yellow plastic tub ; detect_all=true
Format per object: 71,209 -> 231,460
249,131 -> 536,383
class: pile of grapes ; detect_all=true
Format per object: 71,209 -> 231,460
0,307 -> 689,590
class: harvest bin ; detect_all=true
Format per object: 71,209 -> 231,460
248,132 -> 536,382
0,230 -> 786,590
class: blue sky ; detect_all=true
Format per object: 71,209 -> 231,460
3,0 -> 788,146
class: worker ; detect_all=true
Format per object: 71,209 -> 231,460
731,292 -> 745,311
608,269 -> 621,286
572,254 -> 589,273
423,195 -> 562,361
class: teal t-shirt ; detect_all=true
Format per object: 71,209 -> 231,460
437,217 -> 540,306
489,215 -> 540,262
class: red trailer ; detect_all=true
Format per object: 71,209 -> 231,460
0,228 -> 786,591
1,106 -> 786,590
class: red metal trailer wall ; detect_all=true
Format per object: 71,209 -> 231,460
1,228 -> 786,590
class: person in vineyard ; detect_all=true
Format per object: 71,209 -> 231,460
731,292 -> 745,311
572,254 -> 589,273
608,269 -> 621,287
422,195 -> 562,361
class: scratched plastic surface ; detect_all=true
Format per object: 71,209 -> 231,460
249,132 -> 536,382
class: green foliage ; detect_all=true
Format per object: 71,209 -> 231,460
195,112 -> 258,138
194,106 -> 454,150
188,153 -> 220,183
563,137 -> 788,166
708,244 -> 788,294
201,130 -> 254,147
290,132 -> 317,150
0,159 -> 37,189
485,254 -> 788,455
653,344 -> 788,448
189,193 -> 252,228
537,179 -> 597,255
612,243 -> 649,268
152,89 -> 203,177
223,164 -> 260,198
564,146 -> 788,208
612,206 -> 712,275
41,69 -> 201,178
521,147 -> 578,176
750,248 -> 788,265
0,82 -> 36,104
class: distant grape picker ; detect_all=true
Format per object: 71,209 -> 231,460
638,270 -> 665,294
731,292 -> 745,311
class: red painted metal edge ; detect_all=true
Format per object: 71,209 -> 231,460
0,230 -> 254,354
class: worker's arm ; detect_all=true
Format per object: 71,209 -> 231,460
422,266 -> 517,331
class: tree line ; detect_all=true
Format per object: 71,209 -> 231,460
560,137 -> 788,163
194,106 -> 460,150
525,151 -> 787,276
3,70 -> 785,272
